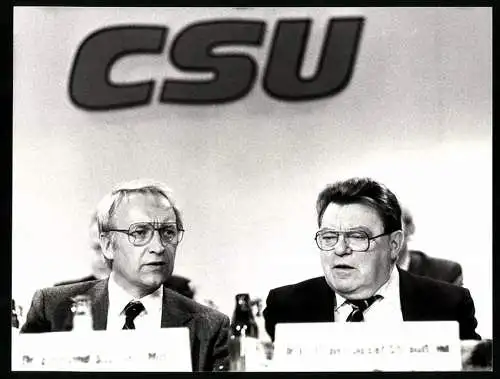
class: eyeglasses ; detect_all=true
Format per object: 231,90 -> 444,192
315,229 -> 392,252
103,222 -> 184,247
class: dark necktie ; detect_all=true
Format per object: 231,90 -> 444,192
345,296 -> 380,322
122,301 -> 145,329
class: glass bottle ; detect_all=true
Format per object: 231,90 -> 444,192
229,293 -> 259,371
251,298 -> 274,362
12,299 -> 20,329
70,295 -> 94,331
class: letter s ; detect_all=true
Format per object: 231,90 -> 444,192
68,26 -> 166,110
160,20 -> 265,104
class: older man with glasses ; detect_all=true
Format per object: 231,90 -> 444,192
263,177 -> 481,342
20,179 -> 230,372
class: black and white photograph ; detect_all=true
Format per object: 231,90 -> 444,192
12,6 -> 492,372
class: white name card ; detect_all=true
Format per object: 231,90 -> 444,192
12,328 -> 192,372
271,321 -> 462,372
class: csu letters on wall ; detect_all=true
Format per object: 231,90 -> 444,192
68,17 -> 364,110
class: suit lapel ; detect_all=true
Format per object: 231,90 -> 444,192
86,279 -> 109,330
398,268 -> 425,321
161,287 -> 194,328
305,277 -> 336,322
318,278 -> 337,322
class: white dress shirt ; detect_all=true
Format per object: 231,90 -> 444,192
334,266 -> 403,323
106,272 -> 163,330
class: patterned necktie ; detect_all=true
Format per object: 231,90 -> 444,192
345,296 -> 380,322
122,301 -> 145,329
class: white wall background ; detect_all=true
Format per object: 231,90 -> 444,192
13,7 -> 492,338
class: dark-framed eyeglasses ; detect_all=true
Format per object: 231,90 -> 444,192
315,229 -> 393,252
103,222 -> 184,247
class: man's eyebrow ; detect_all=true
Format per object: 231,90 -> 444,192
319,227 -> 370,232
319,225 -> 377,233
152,220 -> 176,226
345,226 -> 371,232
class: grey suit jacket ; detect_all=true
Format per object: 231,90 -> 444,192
20,279 -> 230,372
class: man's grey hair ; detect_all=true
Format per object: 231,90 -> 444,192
401,207 -> 415,240
89,209 -> 113,271
96,179 -> 184,236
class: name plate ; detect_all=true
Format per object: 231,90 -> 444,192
12,328 -> 192,372
272,321 -> 462,372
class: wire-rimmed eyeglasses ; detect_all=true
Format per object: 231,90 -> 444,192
315,229 -> 393,252
103,222 -> 184,247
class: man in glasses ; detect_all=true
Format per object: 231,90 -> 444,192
263,177 -> 480,341
20,179 -> 230,371
54,211 -> 198,299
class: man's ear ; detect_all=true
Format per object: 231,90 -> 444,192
100,233 -> 114,261
389,230 -> 404,261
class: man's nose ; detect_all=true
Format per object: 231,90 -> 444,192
148,230 -> 166,253
334,235 -> 352,256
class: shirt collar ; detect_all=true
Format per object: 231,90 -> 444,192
108,272 -> 163,316
334,265 -> 399,311
374,265 -> 399,299
139,286 -> 163,315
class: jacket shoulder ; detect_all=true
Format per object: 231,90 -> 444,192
39,280 -> 103,302
54,275 -> 98,287
21,280 -> 106,333
398,268 -> 479,340
400,269 -> 468,305
264,277 -> 334,341
267,276 -> 331,310
270,277 -> 328,297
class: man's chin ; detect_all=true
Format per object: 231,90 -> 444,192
141,273 -> 168,289
328,277 -> 358,295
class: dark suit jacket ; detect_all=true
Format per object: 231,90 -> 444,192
20,279 -> 230,372
263,268 -> 480,342
407,250 -> 463,286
